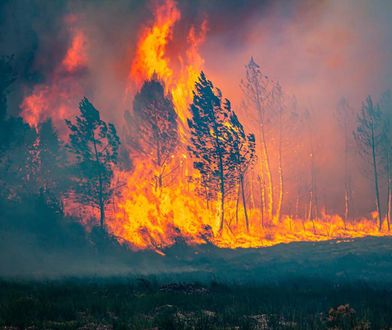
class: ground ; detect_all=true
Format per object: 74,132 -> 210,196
1,237 -> 392,329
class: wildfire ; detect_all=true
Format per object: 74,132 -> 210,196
130,0 -> 206,129
19,0 -> 392,253
105,0 -> 392,252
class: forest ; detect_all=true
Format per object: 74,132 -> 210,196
1,0 -> 392,329
1,54 -> 392,253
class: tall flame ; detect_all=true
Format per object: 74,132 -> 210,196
130,0 -> 206,129
18,1 -> 392,252
104,0 -> 392,252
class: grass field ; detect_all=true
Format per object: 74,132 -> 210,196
1,278 -> 391,329
2,237 -> 392,329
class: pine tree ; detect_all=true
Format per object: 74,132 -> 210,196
379,90 -> 392,231
132,77 -> 178,188
242,57 -> 274,222
36,119 -> 68,209
354,96 -> 383,230
188,72 -> 254,232
66,97 -> 120,229
227,100 -> 256,231
336,97 -> 354,228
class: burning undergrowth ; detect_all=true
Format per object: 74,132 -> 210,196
1,0 -> 392,256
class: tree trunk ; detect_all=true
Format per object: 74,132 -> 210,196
92,136 -> 105,229
235,184 -> 240,225
343,118 -> 350,229
99,200 -> 105,229
240,174 -> 249,232
254,80 -> 274,223
217,148 -> 225,233
259,127 -> 274,222
343,152 -> 348,229
371,122 -> 382,230
344,189 -> 349,230
387,171 -> 391,231
204,181 -> 210,210
257,175 -> 265,228
387,152 -> 391,231
295,191 -> 300,219
156,137 -> 162,189
276,117 -> 283,222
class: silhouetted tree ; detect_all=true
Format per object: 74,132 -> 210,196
0,120 -> 37,198
304,109 -> 319,233
380,90 -> 392,231
336,97 -> 355,227
354,96 -> 383,230
242,57 -> 274,222
132,77 -> 178,188
66,98 -> 120,229
270,82 -> 287,222
228,102 -> 256,231
188,72 -> 250,232
35,119 -> 68,209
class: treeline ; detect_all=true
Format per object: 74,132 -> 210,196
1,52 -> 392,245
0,56 -> 123,251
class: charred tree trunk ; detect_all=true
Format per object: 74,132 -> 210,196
257,174 -> 265,228
259,126 -> 274,223
156,136 -> 163,189
370,120 -> 382,230
92,135 -> 105,229
204,180 -> 210,210
254,80 -> 274,223
276,112 -> 284,222
343,115 -> 351,229
240,174 -> 249,232
236,184 -> 240,225
218,155 -> 225,233
386,151 -> 391,231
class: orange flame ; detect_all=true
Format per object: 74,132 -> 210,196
130,0 -> 206,130
104,0 -> 392,252
62,30 -> 87,73
21,16 -> 87,128
19,1 -> 391,252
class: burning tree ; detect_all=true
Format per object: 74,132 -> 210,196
227,102 -> 256,231
242,57 -> 274,222
66,98 -> 120,229
336,97 -> 354,227
188,72 -> 255,232
379,90 -> 392,231
354,96 -> 383,230
131,77 -> 178,189
36,120 -> 68,203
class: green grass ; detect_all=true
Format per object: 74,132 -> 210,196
0,278 -> 391,329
